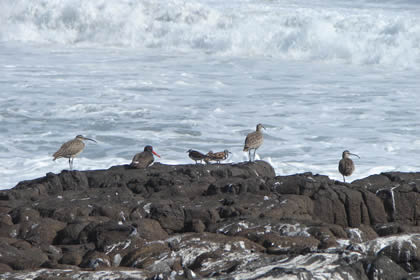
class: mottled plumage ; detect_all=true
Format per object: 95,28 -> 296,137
53,135 -> 96,170
131,145 -> 160,168
243,124 -> 265,162
205,150 -> 231,163
338,150 -> 360,182
187,149 -> 207,164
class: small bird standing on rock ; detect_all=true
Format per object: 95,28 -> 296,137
187,149 -> 207,164
205,150 -> 231,164
243,124 -> 265,162
338,150 -> 360,182
53,135 -> 97,170
131,145 -> 161,168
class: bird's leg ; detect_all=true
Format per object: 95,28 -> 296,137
343,175 -> 346,183
68,158 -> 71,170
71,158 -> 74,170
248,150 -> 251,162
253,149 -> 257,161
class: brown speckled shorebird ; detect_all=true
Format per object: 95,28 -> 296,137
131,145 -> 160,168
187,149 -> 207,164
205,150 -> 231,163
243,124 -> 265,162
338,150 -> 360,182
53,135 -> 97,170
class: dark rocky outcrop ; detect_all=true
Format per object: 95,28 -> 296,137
1,161 -> 420,279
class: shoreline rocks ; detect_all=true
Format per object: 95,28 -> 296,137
1,161 -> 420,279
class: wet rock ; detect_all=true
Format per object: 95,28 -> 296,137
24,218 -> 66,245
0,212 -> 13,225
308,226 -> 338,249
150,201 -> 185,234
191,219 -> 206,233
365,255 -> 408,280
0,221 -> 19,238
120,242 -> 170,268
80,250 -> 111,269
3,162 -> 420,278
0,263 -> 13,272
353,174 -> 392,192
54,222 -> 90,245
41,244 -> 62,264
264,234 -> 320,254
332,261 -> 369,280
58,244 -> 94,266
0,239 -> 48,270
132,218 -> 169,240
10,207 -> 40,224
345,225 -> 378,243
262,194 -> 314,221
169,232 -> 264,277
312,186 -> 348,227
378,237 -> 420,272
84,221 -> 135,250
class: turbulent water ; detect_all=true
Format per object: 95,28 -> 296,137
1,0 -> 420,189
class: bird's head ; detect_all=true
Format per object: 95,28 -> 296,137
256,124 -> 265,131
342,150 -> 360,159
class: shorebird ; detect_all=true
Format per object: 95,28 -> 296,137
53,135 -> 97,170
338,150 -> 360,182
243,124 -> 265,162
187,149 -> 207,164
205,150 -> 231,163
130,145 -> 160,168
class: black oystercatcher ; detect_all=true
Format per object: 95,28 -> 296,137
131,145 -> 161,168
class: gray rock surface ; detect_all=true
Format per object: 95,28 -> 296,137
1,161 -> 420,279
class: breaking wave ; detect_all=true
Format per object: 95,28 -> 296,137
1,0 -> 420,67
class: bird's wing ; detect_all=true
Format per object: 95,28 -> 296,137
191,151 -> 205,159
244,131 -> 263,150
53,140 -> 84,159
212,152 -> 225,160
131,152 -> 144,165
131,152 -> 153,168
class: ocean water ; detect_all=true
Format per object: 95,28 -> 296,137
1,0 -> 420,189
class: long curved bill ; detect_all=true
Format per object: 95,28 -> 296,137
83,137 -> 97,143
152,151 -> 161,158
350,153 -> 360,159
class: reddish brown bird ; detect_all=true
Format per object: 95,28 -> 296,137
338,150 -> 360,182
131,145 -> 161,168
205,150 -> 231,163
53,135 -> 97,170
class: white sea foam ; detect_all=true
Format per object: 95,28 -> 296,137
1,0 -> 420,68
